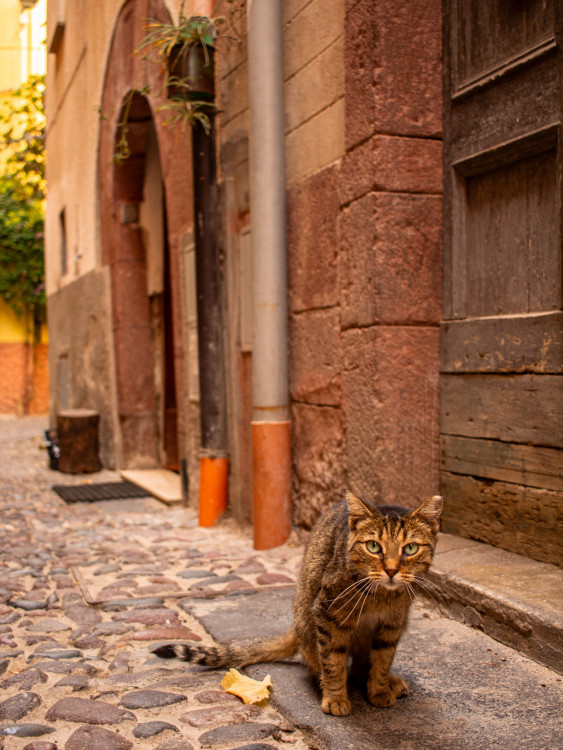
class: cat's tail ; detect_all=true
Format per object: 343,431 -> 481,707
152,626 -> 298,668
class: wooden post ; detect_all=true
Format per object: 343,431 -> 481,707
57,409 -> 102,474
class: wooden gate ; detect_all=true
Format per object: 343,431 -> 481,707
441,0 -> 562,565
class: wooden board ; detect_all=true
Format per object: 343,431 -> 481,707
440,374 -> 563,448
440,435 -> 563,492
120,469 -> 183,505
440,471 -> 562,567
440,311 -> 563,374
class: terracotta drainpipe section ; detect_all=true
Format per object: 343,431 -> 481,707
188,2 -> 228,527
247,0 -> 292,549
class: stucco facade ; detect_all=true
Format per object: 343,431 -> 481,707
45,0 -> 442,530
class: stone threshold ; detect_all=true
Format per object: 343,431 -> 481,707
424,532 -> 563,674
120,468 -> 183,505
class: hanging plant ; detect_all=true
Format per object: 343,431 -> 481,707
107,0 -> 243,164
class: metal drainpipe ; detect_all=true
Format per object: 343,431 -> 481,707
193,110 -> 229,527
182,8 -> 228,527
247,0 -> 292,549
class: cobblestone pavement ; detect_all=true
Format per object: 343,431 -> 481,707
2,418 -> 562,750
0,417 -> 308,750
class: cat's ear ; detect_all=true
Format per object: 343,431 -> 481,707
412,495 -> 443,532
346,490 -> 372,531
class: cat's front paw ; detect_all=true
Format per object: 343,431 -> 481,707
368,689 -> 397,707
322,697 -> 352,716
369,674 -> 409,707
389,673 -> 409,698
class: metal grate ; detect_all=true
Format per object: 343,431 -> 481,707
52,481 -> 151,503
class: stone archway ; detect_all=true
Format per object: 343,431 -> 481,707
97,0 -> 192,468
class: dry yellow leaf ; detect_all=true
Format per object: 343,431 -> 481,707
221,668 -> 272,704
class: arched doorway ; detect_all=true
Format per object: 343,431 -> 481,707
105,91 -> 178,469
97,0 -> 192,475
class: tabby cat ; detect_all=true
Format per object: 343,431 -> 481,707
153,491 -> 443,716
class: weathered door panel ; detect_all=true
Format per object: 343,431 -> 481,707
441,0 -> 563,565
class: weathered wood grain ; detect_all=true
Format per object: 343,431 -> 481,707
440,471 -> 563,566
447,50 -> 559,165
442,0 -> 563,567
440,374 -> 563,448
440,435 -> 563,492
440,311 -> 563,373
455,149 -> 560,318
453,0 -> 555,90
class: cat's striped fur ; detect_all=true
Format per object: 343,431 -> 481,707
153,491 -> 443,716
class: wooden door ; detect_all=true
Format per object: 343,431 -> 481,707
441,0 -> 562,565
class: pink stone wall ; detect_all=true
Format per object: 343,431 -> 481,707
289,0 -> 443,525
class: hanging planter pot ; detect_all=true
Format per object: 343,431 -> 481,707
168,41 -> 215,101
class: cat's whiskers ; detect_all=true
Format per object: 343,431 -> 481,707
411,575 -> 445,599
355,579 -> 379,626
328,576 -> 372,612
410,575 -> 448,608
328,585 -> 367,618
404,582 -> 416,604
338,578 -> 375,626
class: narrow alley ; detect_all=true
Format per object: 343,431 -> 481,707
0,417 -> 561,750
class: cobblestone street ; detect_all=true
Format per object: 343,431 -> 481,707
0,417 -> 307,750
1,417 -> 561,750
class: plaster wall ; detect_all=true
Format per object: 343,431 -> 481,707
46,267 -> 118,467
0,0 -> 22,92
44,0 -> 186,295
0,0 -> 46,91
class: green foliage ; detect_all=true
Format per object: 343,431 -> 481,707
136,4 -> 221,67
0,74 -> 46,325
1,74 -> 46,200
0,177 -> 45,318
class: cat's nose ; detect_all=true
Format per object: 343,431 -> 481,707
385,569 -> 398,579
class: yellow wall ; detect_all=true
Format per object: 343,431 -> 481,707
0,299 -> 48,343
0,298 -> 30,343
0,0 -> 22,92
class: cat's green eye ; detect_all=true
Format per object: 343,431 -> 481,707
403,543 -> 419,556
366,540 -> 381,554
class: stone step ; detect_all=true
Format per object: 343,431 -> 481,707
425,532 -> 563,674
